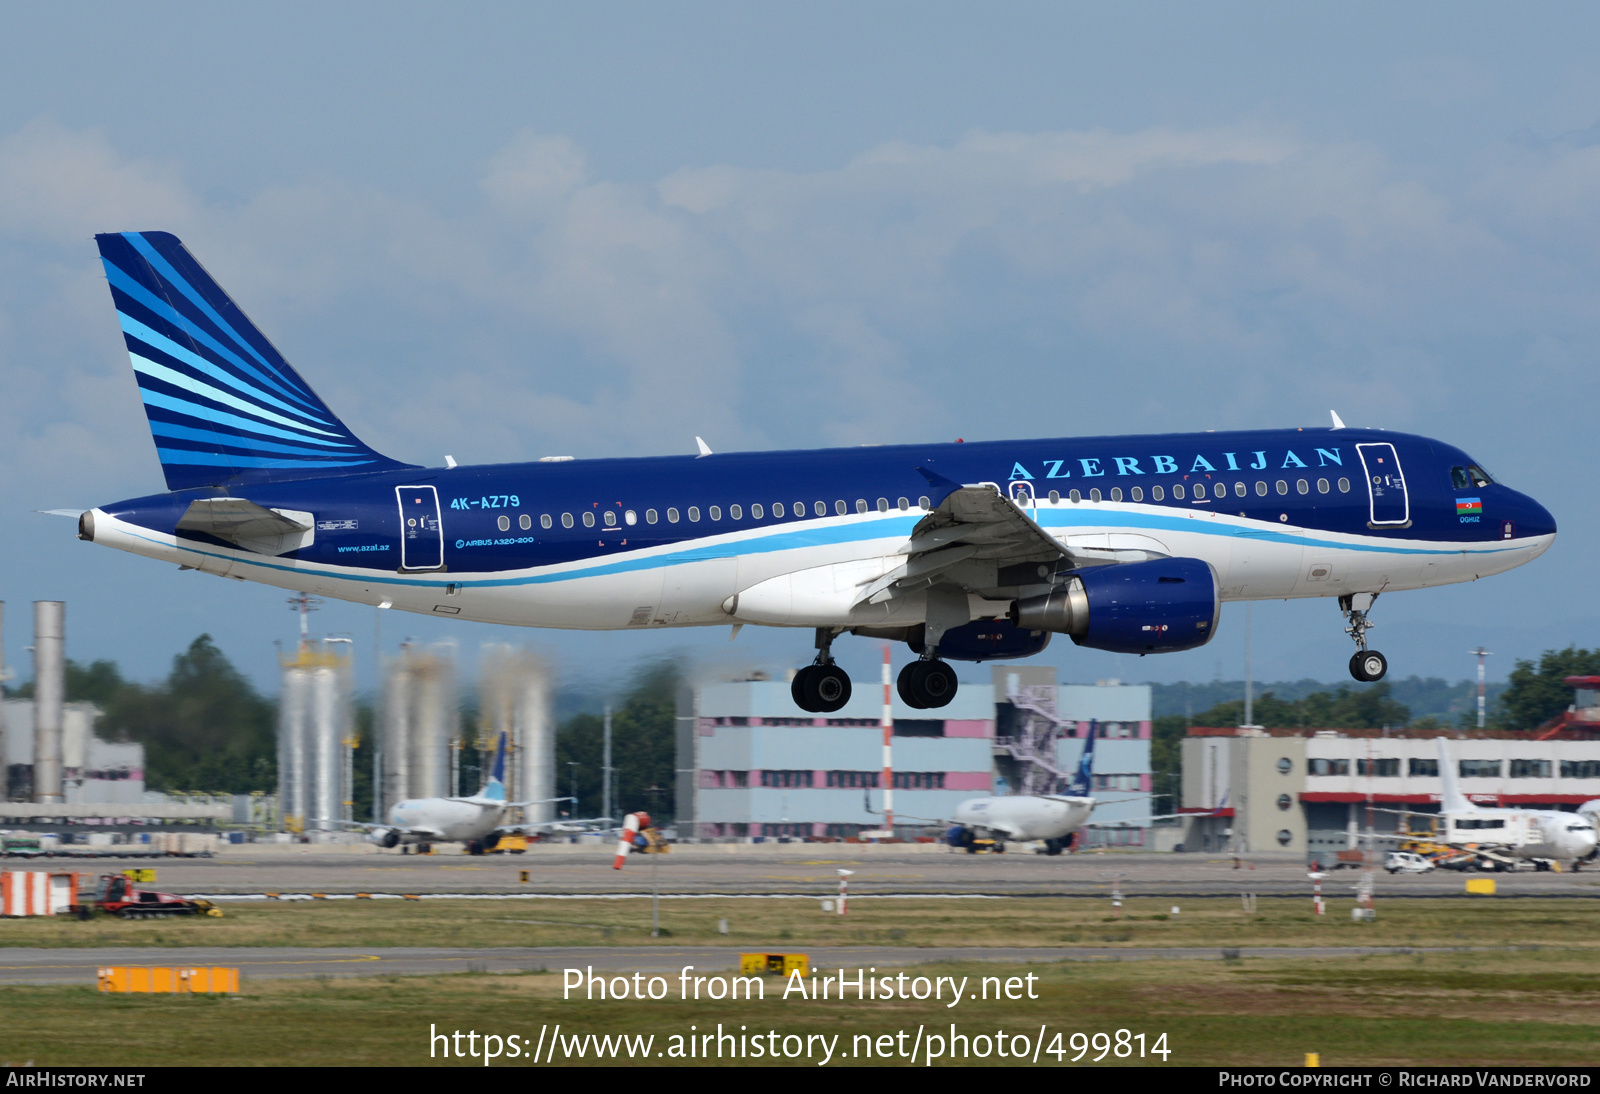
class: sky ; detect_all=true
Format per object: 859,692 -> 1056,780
1,3 -> 1598,700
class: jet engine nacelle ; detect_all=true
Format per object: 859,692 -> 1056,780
910,618 -> 1052,662
1009,557 -> 1220,654
367,827 -> 401,848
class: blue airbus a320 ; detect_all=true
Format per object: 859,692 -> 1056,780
75,232 -> 1557,712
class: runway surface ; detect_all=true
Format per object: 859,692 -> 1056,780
43,845 -> 1600,899
0,943 -> 1495,985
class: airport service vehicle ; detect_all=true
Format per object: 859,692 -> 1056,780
347,732 -> 580,853
1418,739 -> 1599,867
75,232 -> 1558,709
946,722 -> 1100,853
1384,851 -> 1434,874
93,874 -> 219,919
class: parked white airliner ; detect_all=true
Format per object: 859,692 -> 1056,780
1431,739 -> 1598,866
350,733 -> 577,854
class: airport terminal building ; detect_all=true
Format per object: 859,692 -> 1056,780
675,667 -> 1153,842
1180,726 -> 1600,859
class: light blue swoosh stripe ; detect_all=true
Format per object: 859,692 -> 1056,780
133,509 -> 1524,594
121,314 -> 332,428
149,418 -> 356,457
155,448 -> 378,469
103,260 -> 320,414
139,389 -> 353,448
1033,507 -> 1448,557
123,233 -> 294,393
130,353 -> 344,439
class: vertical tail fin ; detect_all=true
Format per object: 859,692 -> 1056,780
1066,719 -> 1098,797
94,231 -> 416,491
1435,737 -> 1470,813
479,731 -> 508,802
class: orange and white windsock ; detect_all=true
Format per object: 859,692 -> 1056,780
612,812 -> 652,870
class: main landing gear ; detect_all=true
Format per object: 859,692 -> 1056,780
1341,593 -> 1389,683
791,628 -> 853,714
898,658 -> 958,709
789,629 -> 961,712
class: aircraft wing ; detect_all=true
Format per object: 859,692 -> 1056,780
334,820 -> 446,838
496,816 -> 612,835
856,478 -> 1069,606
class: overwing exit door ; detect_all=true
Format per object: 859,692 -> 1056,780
396,485 -> 444,570
1356,443 -> 1409,527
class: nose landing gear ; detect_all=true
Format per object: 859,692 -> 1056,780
791,628 -> 853,713
1342,593 -> 1389,682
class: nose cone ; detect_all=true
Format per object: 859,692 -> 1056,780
1515,493 -> 1558,540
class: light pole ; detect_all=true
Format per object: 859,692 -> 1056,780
567,762 -> 581,816
646,784 -> 665,937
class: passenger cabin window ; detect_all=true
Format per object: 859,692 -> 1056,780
1213,483 -> 1225,498
1109,487 -> 1122,502
582,512 -> 595,528
729,504 -> 742,520
1089,488 -> 1101,503
1130,487 -> 1143,502
519,514 -> 532,530
603,510 -> 617,527
688,506 -> 701,522
898,497 -> 910,510
877,498 -> 889,512
541,514 -> 553,529
835,500 -> 847,515
1234,482 -> 1246,497
1296,479 -> 1309,495
1255,481 -> 1268,496
667,508 -> 680,523
1069,489 -> 1082,503
708,505 -> 721,520
645,509 -> 658,524
1172,484 -> 1184,500
771,502 -> 784,518
561,513 -> 574,529
1151,485 -> 1164,501
1276,480 -> 1288,495
497,515 -> 510,531
814,501 -> 826,516
1048,490 -> 1060,503
624,510 -> 636,525
1338,478 -> 1351,493
918,495 -> 931,509
856,499 -> 868,514
1317,478 -> 1330,494
751,503 -> 763,519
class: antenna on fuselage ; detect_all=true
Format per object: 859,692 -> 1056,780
1329,410 -> 1347,430
695,437 -> 713,457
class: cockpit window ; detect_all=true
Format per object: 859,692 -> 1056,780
1452,464 -> 1494,490
1450,466 -> 1471,490
1467,465 -> 1494,487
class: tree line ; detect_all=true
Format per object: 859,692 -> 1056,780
8,634 -> 1596,822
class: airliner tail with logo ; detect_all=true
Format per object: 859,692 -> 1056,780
77,232 -> 1557,711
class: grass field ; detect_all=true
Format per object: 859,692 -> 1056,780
0,894 -> 1596,951
1,948 -> 1597,1067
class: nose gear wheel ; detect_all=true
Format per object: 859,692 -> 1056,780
1340,594 -> 1388,682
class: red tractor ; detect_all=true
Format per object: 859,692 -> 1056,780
93,874 -> 221,919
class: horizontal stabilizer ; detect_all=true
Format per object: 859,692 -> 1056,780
176,497 -> 313,556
